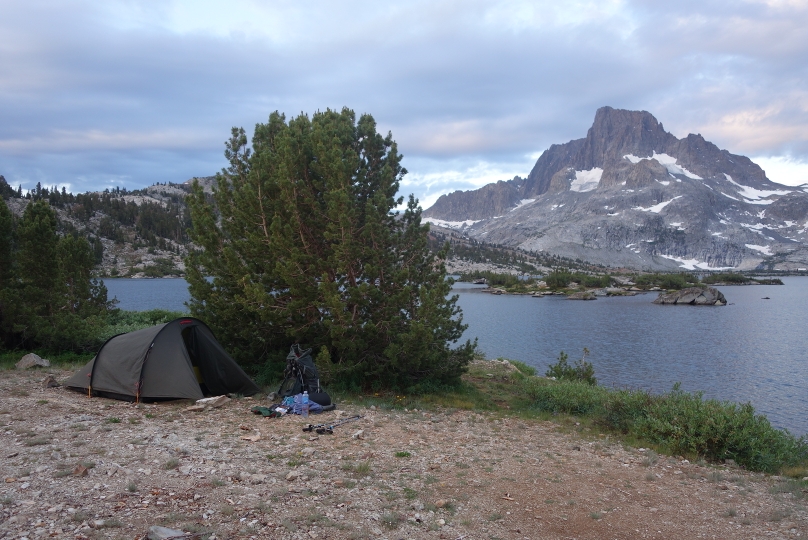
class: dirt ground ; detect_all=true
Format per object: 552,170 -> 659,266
1,367 -> 806,540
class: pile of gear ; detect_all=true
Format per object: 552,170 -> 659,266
251,344 -> 336,418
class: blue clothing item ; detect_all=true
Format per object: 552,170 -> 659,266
290,393 -> 323,414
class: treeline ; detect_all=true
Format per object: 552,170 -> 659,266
0,176 -> 191,251
430,231 -> 597,273
0,199 -> 112,352
544,269 -> 612,289
69,193 -> 190,247
457,270 -> 536,288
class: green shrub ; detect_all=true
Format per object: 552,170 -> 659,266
96,309 -> 188,343
633,273 -> 698,290
579,274 -> 610,288
458,271 -> 533,288
545,269 -> 574,289
521,377 -> 808,474
507,359 -> 537,377
633,384 -> 807,473
545,349 -> 596,385
701,273 -> 749,284
524,378 -> 610,416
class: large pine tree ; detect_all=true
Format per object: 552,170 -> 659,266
185,108 -> 475,388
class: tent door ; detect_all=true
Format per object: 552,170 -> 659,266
182,327 -> 210,396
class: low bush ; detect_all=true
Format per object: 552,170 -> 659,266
97,309 -> 188,343
522,378 -> 808,473
506,359 -> 537,377
633,272 -> 698,290
1,309 -> 188,367
633,384 -> 807,473
545,349 -> 596,385
701,272 -> 749,284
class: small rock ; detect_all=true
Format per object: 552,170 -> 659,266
286,470 -> 302,481
16,353 -> 50,369
333,479 -> 345,487
42,375 -> 60,388
90,520 -> 105,528
301,447 -> 316,457
147,525 -> 196,539
438,518 -> 446,526
352,430 -> 365,440
185,405 -> 207,412
250,474 -> 267,484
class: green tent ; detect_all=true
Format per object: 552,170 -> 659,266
66,317 -> 260,401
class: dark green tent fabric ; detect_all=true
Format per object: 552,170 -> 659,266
66,318 -> 260,401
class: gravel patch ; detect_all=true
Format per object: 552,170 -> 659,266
0,369 -> 806,539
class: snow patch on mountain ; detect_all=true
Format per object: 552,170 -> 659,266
723,174 -> 791,203
423,217 -> 480,230
570,168 -> 603,192
624,153 -> 702,180
510,199 -> 536,211
745,244 -> 773,256
633,196 -> 682,213
657,254 -> 734,270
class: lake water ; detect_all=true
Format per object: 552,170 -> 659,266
102,277 -> 808,435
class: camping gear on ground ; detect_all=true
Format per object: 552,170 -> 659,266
251,405 -> 290,418
277,344 -> 333,407
280,394 -> 325,415
303,415 -> 363,435
292,393 -> 323,415
66,317 -> 260,402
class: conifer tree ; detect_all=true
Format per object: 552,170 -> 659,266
186,108 -> 475,388
2,200 -> 108,351
0,200 -> 12,285
0,200 -> 14,347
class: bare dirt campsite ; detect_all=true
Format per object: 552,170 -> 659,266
1,362 -> 806,540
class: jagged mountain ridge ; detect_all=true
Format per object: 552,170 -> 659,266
423,107 -> 808,271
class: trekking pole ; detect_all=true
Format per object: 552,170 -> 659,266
303,415 -> 363,434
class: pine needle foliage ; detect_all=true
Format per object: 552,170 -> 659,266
185,108 -> 476,389
0,200 -> 110,351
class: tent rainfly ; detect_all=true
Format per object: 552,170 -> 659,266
66,317 -> 260,401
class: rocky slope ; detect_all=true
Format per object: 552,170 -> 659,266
2,177 -> 216,279
424,107 -> 808,271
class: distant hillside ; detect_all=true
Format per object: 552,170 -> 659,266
0,175 -> 217,278
423,107 -> 808,272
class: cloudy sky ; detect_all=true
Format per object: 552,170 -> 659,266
2,0 -> 807,209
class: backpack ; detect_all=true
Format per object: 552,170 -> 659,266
277,344 -> 333,407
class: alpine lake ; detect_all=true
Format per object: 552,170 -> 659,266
102,276 -> 808,436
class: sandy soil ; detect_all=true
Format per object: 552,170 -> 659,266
1,367 -> 806,540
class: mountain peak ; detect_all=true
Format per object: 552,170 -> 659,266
422,107 -> 808,271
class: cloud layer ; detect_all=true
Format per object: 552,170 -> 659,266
2,0 -> 807,206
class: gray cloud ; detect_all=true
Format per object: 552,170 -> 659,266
1,0 -> 807,200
